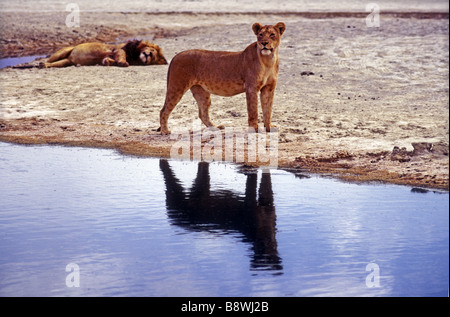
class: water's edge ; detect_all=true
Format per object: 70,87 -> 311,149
0,142 -> 448,296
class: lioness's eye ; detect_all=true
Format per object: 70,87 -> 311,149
270,33 -> 275,38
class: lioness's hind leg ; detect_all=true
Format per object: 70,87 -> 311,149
190,85 -> 216,128
160,89 -> 186,135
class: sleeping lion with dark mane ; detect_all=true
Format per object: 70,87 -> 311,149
41,40 -> 167,68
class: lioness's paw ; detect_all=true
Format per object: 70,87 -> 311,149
266,125 -> 278,133
159,127 -> 171,135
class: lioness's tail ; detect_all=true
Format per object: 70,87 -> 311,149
46,46 -> 75,63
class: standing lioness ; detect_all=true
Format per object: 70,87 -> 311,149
159,22 -> 286,135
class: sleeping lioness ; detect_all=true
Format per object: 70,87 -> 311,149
159,22 -> 286,135
41,40 -> 167,68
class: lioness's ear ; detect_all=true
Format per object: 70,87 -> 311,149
252,23 -> 263,35
275,22 -> 286,36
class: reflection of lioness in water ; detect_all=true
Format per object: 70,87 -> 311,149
41,40 -> 167,68
159,22 -> 286,135
160,159 -> 282,272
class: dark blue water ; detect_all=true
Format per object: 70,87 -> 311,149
0,56 -> 45,69
0,142 -> 448,296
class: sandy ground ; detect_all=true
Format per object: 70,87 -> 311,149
0,6 -> 449,189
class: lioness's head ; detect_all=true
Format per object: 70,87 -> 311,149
252,22 -> 286,56
123,40 -> 168,65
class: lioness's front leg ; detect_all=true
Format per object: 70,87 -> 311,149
260,85 -> 276,131
245,88 -> 259,131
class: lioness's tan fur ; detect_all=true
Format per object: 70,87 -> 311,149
159,22 -> 286,134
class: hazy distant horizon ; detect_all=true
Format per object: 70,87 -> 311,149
0,0 -> 448,13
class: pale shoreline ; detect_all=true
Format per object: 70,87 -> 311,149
0,6 -> 448,189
